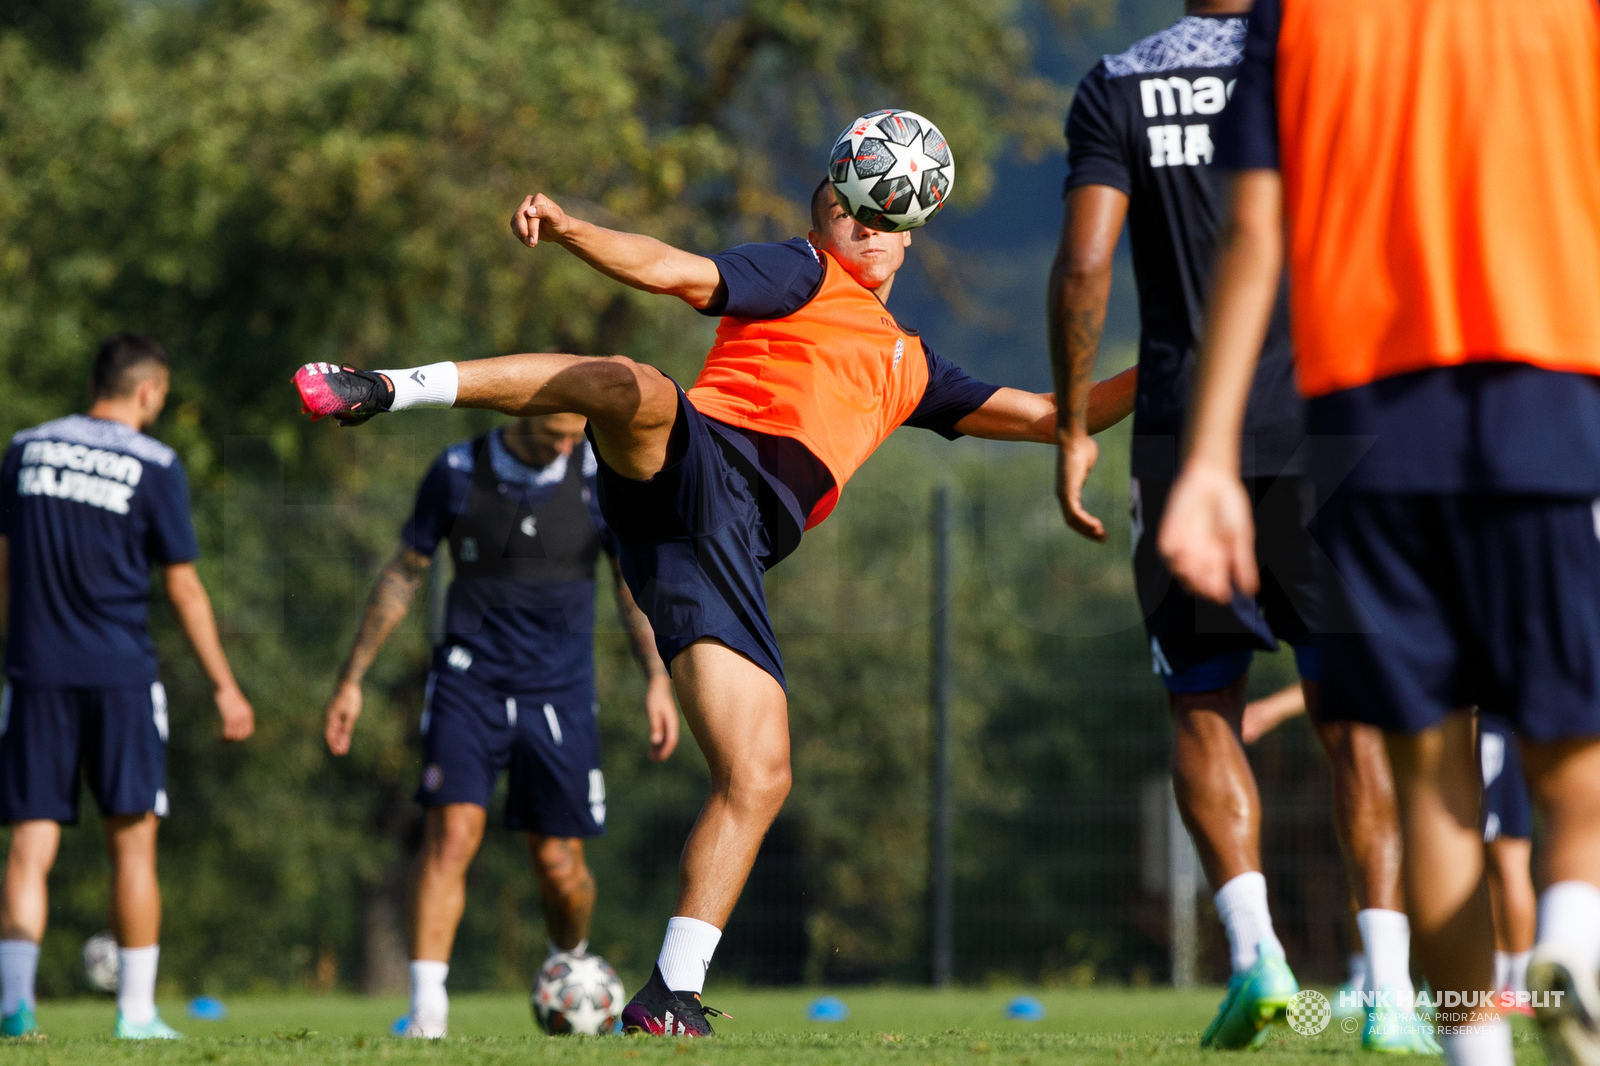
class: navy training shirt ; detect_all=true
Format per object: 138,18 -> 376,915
1212,0 -> 1600,495
403,430 -> 619,697
1,415 -> 199,687
699,238 -> 1001,532
1065,14 -> 1303,481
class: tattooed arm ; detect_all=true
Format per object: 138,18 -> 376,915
609,555 -> 678,762
1048,183 -> 1131,543
323,546 -> 432,755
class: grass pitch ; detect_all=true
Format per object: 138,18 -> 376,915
8,987 -> 1547,1064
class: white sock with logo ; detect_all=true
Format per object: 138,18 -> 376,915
1537,881 -> 1600,972
380,363 -> 458,411
657,917 -> 722,995
1214,872 -> 1283,974
0,941 -> 39,1015
409,960 -> 449,1031
1357,908 -> 1415,1002
116,945 -> 159,1026
1438,1016 -> 1513,1066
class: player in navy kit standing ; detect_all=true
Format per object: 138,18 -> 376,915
1048,3 -> 1428,1051
0,334 -> 255,1040
321,411 -> 678,1038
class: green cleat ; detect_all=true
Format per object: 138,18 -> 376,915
1201,946 -> 1299,1050
114,1011 -> 182,1040
1362,985 -> 1442,1055
1,1005 -> 36,1037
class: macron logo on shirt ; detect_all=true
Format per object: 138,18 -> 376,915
17,440 -> 144,515
1141,76 -> 1235,170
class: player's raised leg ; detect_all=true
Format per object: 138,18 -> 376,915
1524,739 -> 1600,1066
404,804 -> 486,1039
295,354 -> 682,481
622,639 -> 789,1037
0,821 -> 58,1037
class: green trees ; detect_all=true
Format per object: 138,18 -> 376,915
0,0 -> 1183,995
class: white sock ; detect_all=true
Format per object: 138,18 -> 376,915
1439,1016 -> 1513,1066
1537,880 -> 1600,972
1348,950 -> 1369,990
116,945 -> 159,1026
1213,872 -> 1283,973
657,916 -> 722,995
380,362 -> 458,411
409,960 -> 449,1026
547,939 -> 588,958
0,941 -> 39,1015
1508,950 -> 1531,994
1358,908 -> 1415,1000
1492,950 -> 1511,992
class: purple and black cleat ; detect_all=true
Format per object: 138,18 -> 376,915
292,363 -> 393,425
620,966 -> 727,1037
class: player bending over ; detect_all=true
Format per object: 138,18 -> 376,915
0,334 -> 255,1040
1162,3 -> 1600,1065
1050,1 -> 1422,1050
322,412 -> 677,1038
296,182 -> 1134,1035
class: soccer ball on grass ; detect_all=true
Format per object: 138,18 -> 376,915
82,931 -> 119,993
531,951 -> 625,1035
828,109 -> 955,232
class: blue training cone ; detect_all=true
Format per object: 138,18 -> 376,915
806,995 -> 851,1022
1005,995 -> 1046,1021
188,996 -> 227,1021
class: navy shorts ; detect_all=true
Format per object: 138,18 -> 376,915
416,666 -> 605,837
1478,713 -> 1533,842
1316,492 -> 1600,740
1133,477 -> 1326,694
0,682 -> 169,824
590,384 -> 786,688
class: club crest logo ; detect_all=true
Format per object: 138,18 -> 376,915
1287,990 -> 1331,1035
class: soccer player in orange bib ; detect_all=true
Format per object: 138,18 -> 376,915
1160,3 -> 1600,1065
295,179 -> 1136,1035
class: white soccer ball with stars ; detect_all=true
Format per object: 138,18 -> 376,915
828,109 -> 955,232
531,951 -> 625,1036
82,931 -> 119,993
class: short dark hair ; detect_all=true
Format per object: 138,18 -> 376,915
90,333 -> 169,399
810,178 -> 841,232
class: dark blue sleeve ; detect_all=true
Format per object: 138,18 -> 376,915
400,451 -> 468,556
1214,0 -> 1281,170
1064,64 -> 1132,197
903,345 -> 1002,440
145,460 -> 200,564
0,444 -> 18,538
701,238 -> 825,319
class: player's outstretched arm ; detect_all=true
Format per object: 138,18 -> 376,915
163,563 -> 255,742
1049,184 -> 1131,543
608,556 -> 678,762
952,369 -> 1135,445
324,546 -> 430,755
1158,170 -> 1285,604
511,193 -> 725,310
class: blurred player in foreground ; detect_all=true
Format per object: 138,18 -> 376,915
1051,1 -> 1417,1050
1160,3 -> 1600,1065
296,182 -> 1134,1035
0,334 -> 255,1039
1245,690 -> 1539,1018
323,412 -> 677,1038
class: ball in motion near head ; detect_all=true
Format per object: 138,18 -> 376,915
531,951 -> 625,1035
82,931 -> 119,993
828,109 -> 955,232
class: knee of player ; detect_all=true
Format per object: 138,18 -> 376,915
731,757 -> 792,812
590,356 -> 673,427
